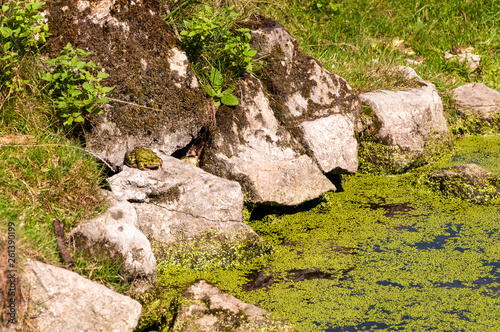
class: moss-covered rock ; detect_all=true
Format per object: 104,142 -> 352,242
427,163 -> 500,203
45,0 -> 209,169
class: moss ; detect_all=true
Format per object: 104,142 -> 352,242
358,132 -> 454,175
45,0 -> 208,143
149,185 -> 181,204
151,230 -> 273,271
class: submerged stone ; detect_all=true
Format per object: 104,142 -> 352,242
428,163 -> 500,202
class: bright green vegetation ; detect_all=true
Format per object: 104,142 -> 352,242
0,1 -> 122,313
165,3 -> 260,107
41,43 -> 114,126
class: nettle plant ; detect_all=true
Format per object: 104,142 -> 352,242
0,0 -> 49,89
41,43 -> 114,126
179,5 -> 259,107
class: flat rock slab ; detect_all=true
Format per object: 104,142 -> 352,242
107,156 -> 250,243
203,77 -> 335,206
452,83 -> 500,121
23,260 -> 142,332
173,280 -> 295,332
69,191 -> 157,294
429,163 -> 500,202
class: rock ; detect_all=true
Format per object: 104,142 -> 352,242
69,191 -> 157,294
250,17 -> 360,174
428,164 -> 500,203
358,66 -> 450,173
23,260 -> 142,332
45,0 -> 209,170
444,50 -> 481,71
451,83 -> 500,121
202,76 -> 336,206
107,156 -> 252,243
172,280 -> 295,332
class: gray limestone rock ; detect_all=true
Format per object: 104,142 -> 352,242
45,0 -> 208,171
69,191 -> 157,294
107,156 -> 252,243
173,280 -> 295,332
358,67 -> 450,173
250,17 -> 360,174
23,260 -> 142,332
452,83 -> 500,121
203,76 -> 336,206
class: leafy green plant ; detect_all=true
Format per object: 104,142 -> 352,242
310,0 -> 341,14
202,66 -> 238,107
178,4 -> 260,107
41,43 -> 114,126
0,0 -> 49,90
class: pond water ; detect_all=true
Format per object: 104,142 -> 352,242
238,136 -> 500,331
153,136 -> 500,331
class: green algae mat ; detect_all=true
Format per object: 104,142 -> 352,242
150,136 -> 500,331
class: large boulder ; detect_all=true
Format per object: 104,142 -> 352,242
45,0 -> 208,170
69,191 -> 157,294
452,83 -> 500,122
357,66 -> 451,173
173,280 -> 295,332
250,17 -> 360,175
202,76 -> 336,206
23,260 -> 142,331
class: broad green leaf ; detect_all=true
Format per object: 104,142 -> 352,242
246,49 -> 257,57
82,82 -> 94,92
40,72 -> 52,81
98,97 -> 109,103
214,100 -> 221,107
203,85 -> 217,97
2,5 -> 9,12
221,94 -> 239,106
97,72 -> 109,79
32,2 -> 44,10
222,84 -> 235,95
0,27 -> 13,38
76,61 -> 86,70
101,86 -> 114,93
70,90 -> 82,97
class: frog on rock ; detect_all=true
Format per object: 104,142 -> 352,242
124,146 -> 163,170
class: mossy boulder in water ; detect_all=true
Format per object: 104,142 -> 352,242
45,0 -> 208,170
428,163 -> 500,202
